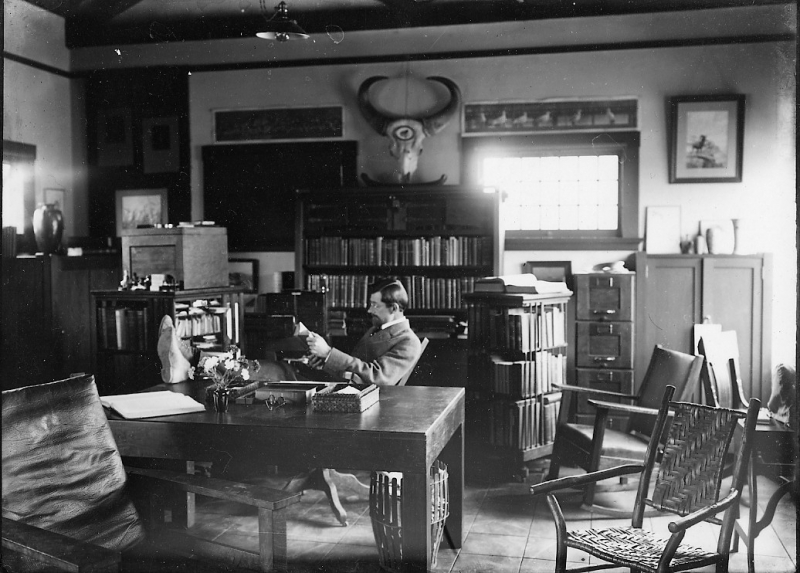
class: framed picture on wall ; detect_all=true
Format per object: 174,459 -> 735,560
228,258 -> 259,293
668,94 -> 745,183
142,116 -> 180,173
97,108 -> 134,166
115,189 -> 169,236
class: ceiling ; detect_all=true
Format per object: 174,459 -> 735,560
24,0 -> 790,49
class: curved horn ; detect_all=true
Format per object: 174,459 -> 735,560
421,76 -> 462,136
357,76 -> 391,135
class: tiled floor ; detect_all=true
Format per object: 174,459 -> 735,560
178,461 -> 796,573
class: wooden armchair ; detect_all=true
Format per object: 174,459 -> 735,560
531,385 -> 762,573
546,345 -> 704,514
1,374 -> 300,573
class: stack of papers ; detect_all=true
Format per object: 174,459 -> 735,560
101,391 -> 206,419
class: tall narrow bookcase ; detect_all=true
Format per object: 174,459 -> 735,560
92,287 -> 245,394
296,186 -> 501,341
464,292 -> 572,473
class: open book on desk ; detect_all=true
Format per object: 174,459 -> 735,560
474,274 -> 570,294
101,391 -> 206,419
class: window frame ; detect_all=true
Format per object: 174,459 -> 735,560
3,140 -> 37,251
462,131 -> 641,250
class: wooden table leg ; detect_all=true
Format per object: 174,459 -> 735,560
402,470 -> 432,572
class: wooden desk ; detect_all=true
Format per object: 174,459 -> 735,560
733,418 -> 796,573
108,381 -> 465,572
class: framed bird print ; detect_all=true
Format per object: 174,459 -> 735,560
668,95 -> 745,183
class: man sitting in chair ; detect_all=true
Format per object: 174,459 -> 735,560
304,278 -> 421,386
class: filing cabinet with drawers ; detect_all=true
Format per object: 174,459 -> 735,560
574,272 -> 635,430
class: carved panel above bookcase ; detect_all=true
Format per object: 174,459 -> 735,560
296,186 -> 501,338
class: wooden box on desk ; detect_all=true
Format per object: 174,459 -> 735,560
121,227 -> 228,289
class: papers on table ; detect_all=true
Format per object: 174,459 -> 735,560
100,391 -> 206,419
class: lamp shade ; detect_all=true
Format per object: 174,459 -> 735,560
257,2 -> 309,41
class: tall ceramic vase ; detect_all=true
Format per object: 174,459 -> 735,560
33,204 -> 64,254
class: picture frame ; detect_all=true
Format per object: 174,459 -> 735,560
228,258 -> 259,293
44,188 -> 65,211
522,260 -> 574,291
645,206 -> 682,254
668,95 -> 745,183
115,189 -> 169,236
213,106 -> 343,143
96,108 -> 133,166
464,98 -> 638,135
142,116 -> 179,174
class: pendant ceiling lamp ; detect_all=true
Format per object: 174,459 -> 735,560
256,1 -> 309,41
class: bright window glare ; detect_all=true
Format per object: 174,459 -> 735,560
2,161 -> 26,230
486,154 -> 620,231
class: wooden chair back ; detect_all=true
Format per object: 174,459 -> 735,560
698,330 -> 748,410
627,345 -> 704,436
397,337 -> 429,386
639,396 -> 758,523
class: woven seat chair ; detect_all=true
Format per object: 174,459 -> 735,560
531,385 -> 761,573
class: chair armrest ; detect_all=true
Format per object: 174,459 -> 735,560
126,467 -> 301,510
2,516 -> 121,572
530,464 -> 644,497
665,489 -> 741,533
589,399 -> 662,417
553,383 -> 637,401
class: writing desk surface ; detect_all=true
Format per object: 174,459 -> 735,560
108,381 -> 465,473
124,381 -> 464,433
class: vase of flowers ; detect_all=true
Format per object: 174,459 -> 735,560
189,345 -> 259,413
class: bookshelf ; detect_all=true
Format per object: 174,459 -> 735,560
464,292 -> 572,471
92,287 -> 245,394
296,186 -> 501,340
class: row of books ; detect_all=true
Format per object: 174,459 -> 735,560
174,310 -> 228,339
305,236 -> 491,267
488,352 -> 566,398
306,274 -> 479,310
468,304 -> 566,352
488,393 -> 561,450
98,306 -> 149,351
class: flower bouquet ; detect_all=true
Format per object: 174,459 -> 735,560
190,345 -> 260,412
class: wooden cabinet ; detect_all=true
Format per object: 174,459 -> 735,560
1,254 -> 121,389
574,272 -> 636,430
92,287 -> 245,394
631,253 -> 772,402
296,186 -> 500,341
465,292 -> 571,470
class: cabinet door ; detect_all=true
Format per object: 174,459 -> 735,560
637,256 -> 702,388
702,256 -> 768,400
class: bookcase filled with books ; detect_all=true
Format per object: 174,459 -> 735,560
464,291 -> 572,473
92,287 -> 245,394
296,186 -> 501,342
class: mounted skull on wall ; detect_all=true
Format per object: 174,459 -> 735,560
358,76 -> 462,184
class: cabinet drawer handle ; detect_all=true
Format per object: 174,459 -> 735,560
592,310 -> 617,315
593,357 -> 616,363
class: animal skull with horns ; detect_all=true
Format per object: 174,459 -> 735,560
358,76 -> 462,184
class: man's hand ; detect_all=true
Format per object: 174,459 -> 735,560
306,331 -> 332,360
